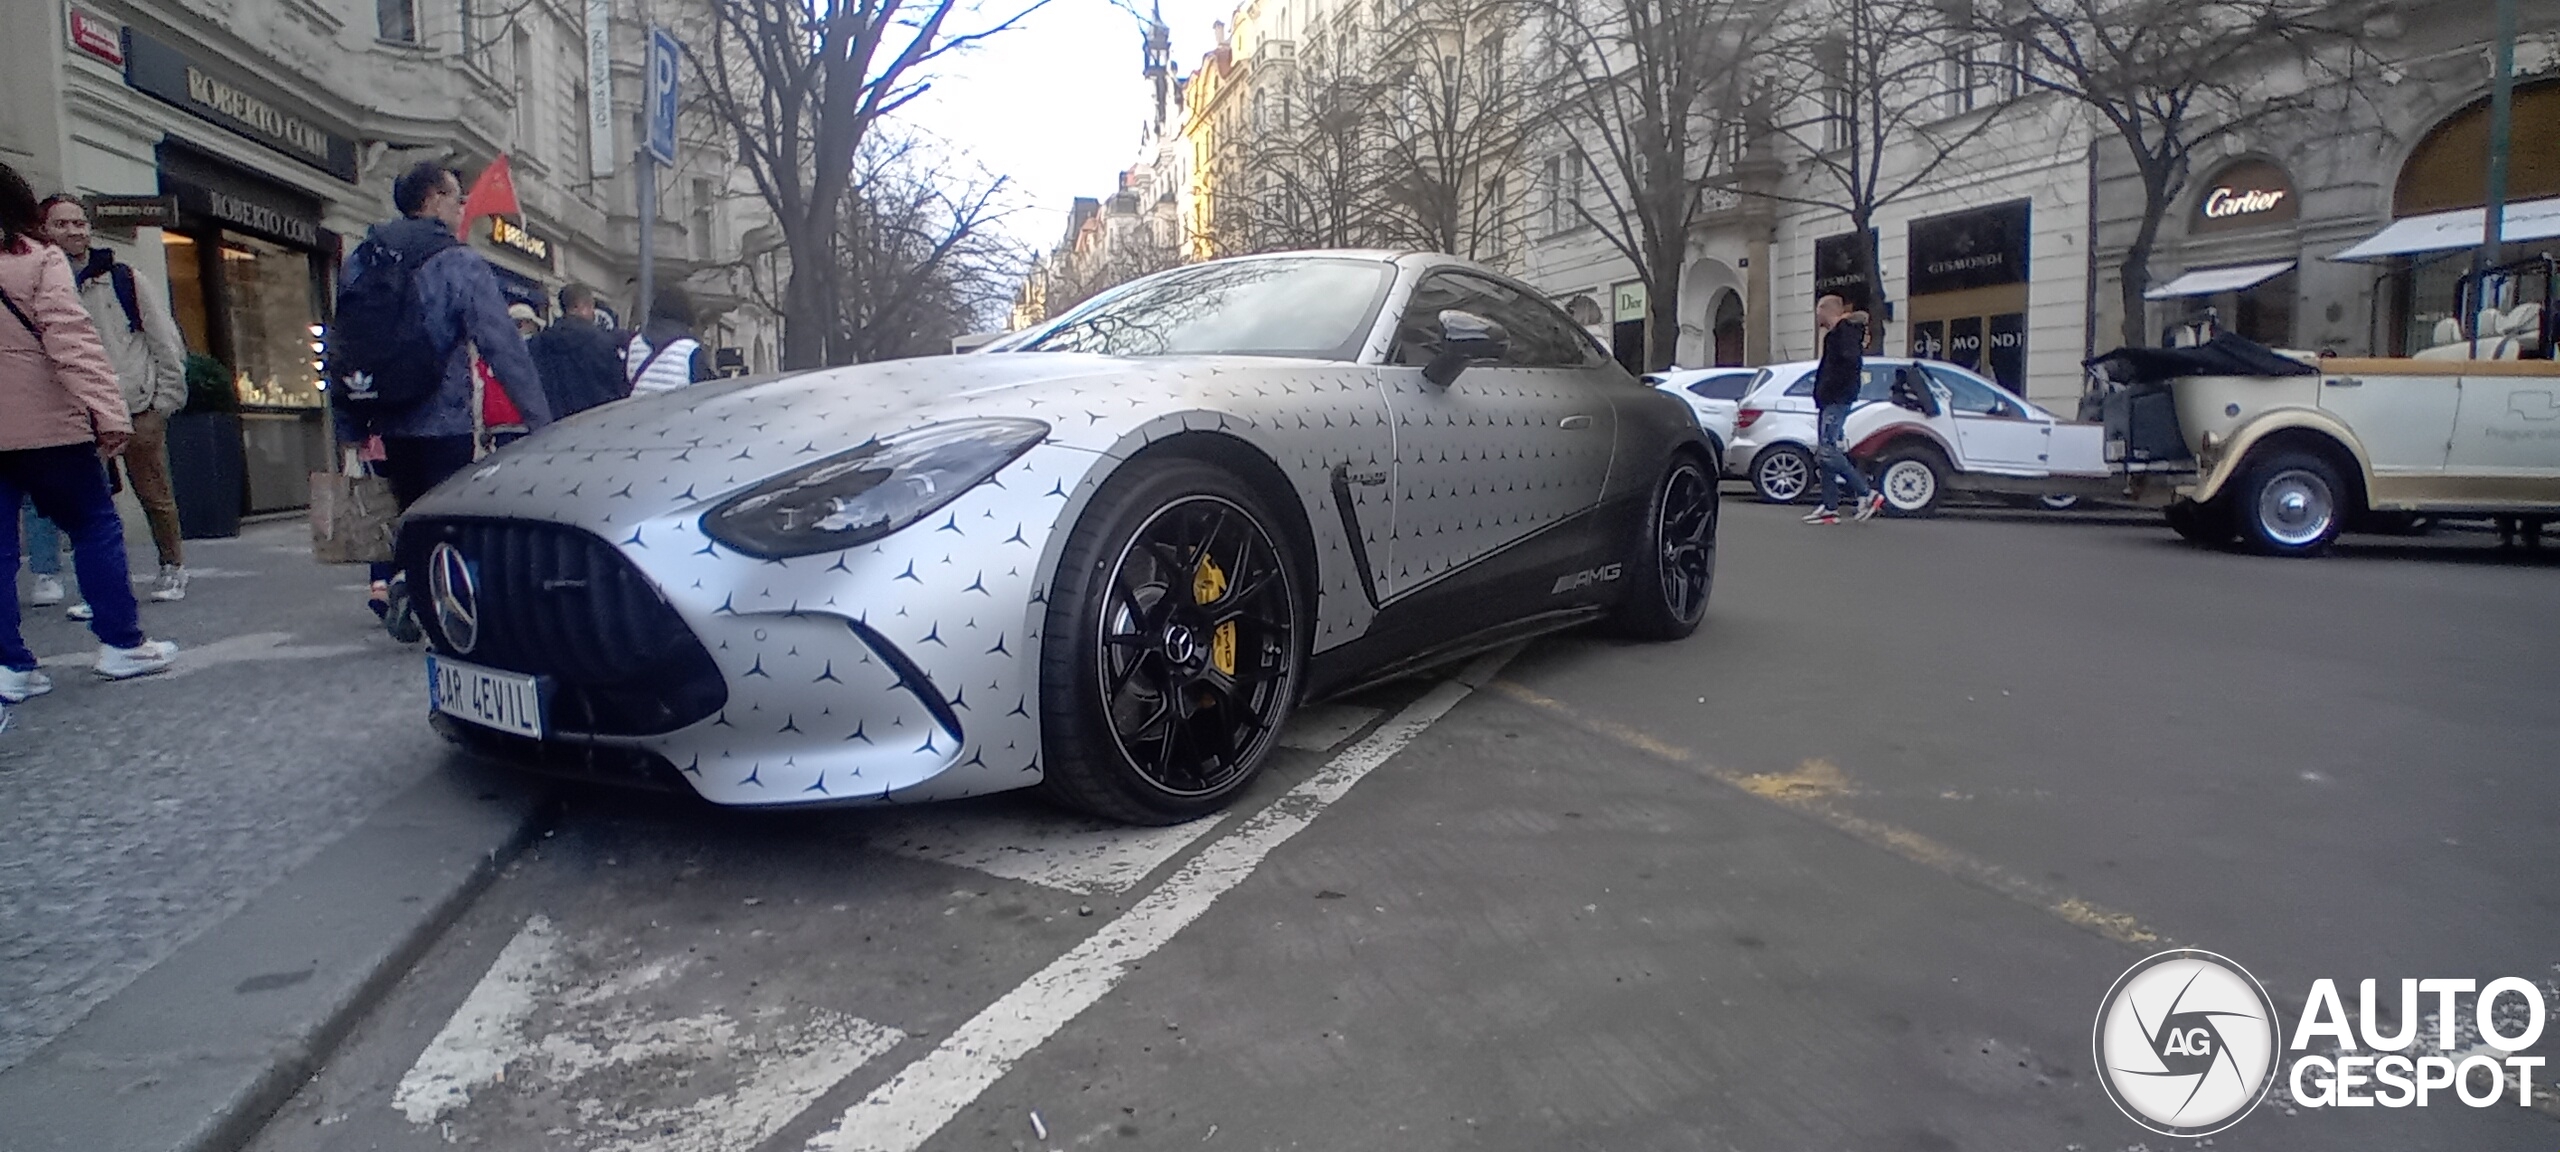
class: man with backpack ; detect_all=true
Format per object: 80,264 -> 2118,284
526,282 -> 628,417
326,161 -> 551,634
38,195 -> 190,604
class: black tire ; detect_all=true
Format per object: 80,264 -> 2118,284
2037,493 -> 2081,512
1750,444 -> 1814,504
1608,453 -> 1719,640
2233,450 -> 2347,557
1874,444 -> 1946,517
2163,498 -> 2233,546
1038,458 -> 1309,824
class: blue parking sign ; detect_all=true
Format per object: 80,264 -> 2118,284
646,27 -> 680,166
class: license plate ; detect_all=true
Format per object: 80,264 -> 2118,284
428,655 -> 546,738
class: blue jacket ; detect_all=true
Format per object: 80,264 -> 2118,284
332,217 -> 552,442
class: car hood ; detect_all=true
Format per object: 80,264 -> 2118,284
407,351 -> 1333,528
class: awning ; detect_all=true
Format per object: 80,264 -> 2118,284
2144,260 -> 2296,300
2331,196 -> 2560,262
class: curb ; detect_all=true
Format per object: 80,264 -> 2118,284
0,759 -> 550,1152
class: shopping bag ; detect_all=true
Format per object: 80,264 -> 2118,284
309,470 -> 399,564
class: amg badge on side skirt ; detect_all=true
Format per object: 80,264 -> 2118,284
1550,563 -> 1622,595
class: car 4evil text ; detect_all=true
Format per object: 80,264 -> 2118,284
2288,977 -> 2547,1109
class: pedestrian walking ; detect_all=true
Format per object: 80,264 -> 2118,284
526,282 -> 629,417
1807,294 -> 1884,526
326,161 -> 552,638
39,195 -> 191,603
0,161 -> 179,699
623,285 -> 713,395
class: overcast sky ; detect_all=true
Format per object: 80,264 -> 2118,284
906,0 -> 1233,252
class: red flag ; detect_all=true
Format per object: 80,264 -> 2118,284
456,153 -> 521,238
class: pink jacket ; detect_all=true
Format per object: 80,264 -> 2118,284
0,238 -> 127,452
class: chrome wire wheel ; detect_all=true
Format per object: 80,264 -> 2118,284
2255,468 -> 2335,548
1094,496 -> 1298,798
1656,460 -> 1717,625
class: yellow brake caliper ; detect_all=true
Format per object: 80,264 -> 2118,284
1193,553 -> 1237,677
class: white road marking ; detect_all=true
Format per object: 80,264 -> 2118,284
35,631 -> 367,679
803,646 -> 1519,1152
394,914 -> 561,1124
394,918 -> 906,1148
864,808 -> 1224,896
1275,701 -> 1382,752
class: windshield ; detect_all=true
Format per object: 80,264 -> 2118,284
1010,258 -> 1394,361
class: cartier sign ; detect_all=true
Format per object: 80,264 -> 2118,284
2193,159 -> 2296,232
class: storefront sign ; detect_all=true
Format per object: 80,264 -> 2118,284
160,143 -> 326,249
1908,201 -> 2031,296
84,194 -> 177,232
1613,281 -> 1648,323
488,217 -> 553,266
1814,229 -> 1879,308
123,29 -> 359,182
67,8 -> 123,65
2193,159 -> 2297,233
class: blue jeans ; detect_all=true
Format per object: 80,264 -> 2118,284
1815,403 -> 1870,509
0,443 -> 147,668
20,499 -> 62,577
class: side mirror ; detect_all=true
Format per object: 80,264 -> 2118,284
1423,309 -> 1508,386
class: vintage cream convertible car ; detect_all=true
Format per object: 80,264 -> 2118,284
2100,335 -> 2560,556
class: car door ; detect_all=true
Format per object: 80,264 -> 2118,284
1379,270 -> 1618,601
1928,364 -> 2051,473
2446,371 -> 2560,479
2317,370 -> 2457,474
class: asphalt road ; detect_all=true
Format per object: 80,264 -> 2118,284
243,501 -> 2560,1151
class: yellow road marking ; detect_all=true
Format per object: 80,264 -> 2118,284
1488,679 -> 2169,949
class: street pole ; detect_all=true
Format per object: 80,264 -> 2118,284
636,148 -> 655,330
2467,0 -> 2517,346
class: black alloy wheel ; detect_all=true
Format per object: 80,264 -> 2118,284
1041,459 -> 1306,824
1610,454 -> 1718,640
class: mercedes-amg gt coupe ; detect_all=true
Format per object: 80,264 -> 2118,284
402,251 -> 1720,824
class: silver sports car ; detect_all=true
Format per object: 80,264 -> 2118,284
403,251 -> 1719,823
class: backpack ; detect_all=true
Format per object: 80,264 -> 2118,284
326,228 -> 460,417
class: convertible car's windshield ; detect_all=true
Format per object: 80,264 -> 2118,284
1013,258 -> 1393,361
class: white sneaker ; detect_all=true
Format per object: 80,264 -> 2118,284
0,667 -> 52,702
29,574 -> 63,606
96,639 -> 177,681
66,602 -> 94,621
151,565 -> 189,602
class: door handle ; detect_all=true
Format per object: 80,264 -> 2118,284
2326,376 -> 2363,388
1558,415 -> 1593,430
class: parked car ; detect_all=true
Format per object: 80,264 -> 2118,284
400,251 -> 1721,824
2097,335 -> 2560,556
1643,367 -> 1753,469
1726,358 -> 2106,514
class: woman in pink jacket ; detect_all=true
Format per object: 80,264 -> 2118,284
0,161 -> 176,700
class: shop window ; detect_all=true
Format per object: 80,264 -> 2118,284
2394,79 -> 2559,216
221,235 -> 324,408
377,0 -> 416,42
513,28 -> 538,159
161,233 -> 212,355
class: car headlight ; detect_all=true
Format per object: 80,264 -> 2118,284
700,418 -> 1049,558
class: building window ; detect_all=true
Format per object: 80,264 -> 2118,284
377,0 -> 416,42
512,28 -> 538,157
459,0 -> 487,66
692,178 -> 715,261
1997,37 -> 2029,100
1820,83 -> 1848,152
1942,41 -> 1979,117
1544,151 -> 1583,234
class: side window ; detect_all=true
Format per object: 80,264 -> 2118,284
1453,273 -> 1590,368
1856,366 -> 1899,402
1782,371 -> 1816,397
1687,372 -> 1753,400
1391,275 -> 1481,365
1926,365 -> 2013,417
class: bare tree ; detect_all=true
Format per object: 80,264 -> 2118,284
1971,0 -> 2382,347
1538,0 -> 1767,371
832,135 -> 1028,361
1231,42 -> 1391,252
1370,0 -> 1540,261
691,0 -> 1045,369
1747,0 -> 2013,326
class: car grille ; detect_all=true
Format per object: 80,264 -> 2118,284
402,518 -> 726,736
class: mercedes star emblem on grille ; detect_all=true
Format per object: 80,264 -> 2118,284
428,542 -> 480,654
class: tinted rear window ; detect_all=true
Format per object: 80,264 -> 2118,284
1685,373 -> 1754,400
1783,365 -> 1901,401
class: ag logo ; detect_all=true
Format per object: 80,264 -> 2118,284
2094,949 -> 2281,1136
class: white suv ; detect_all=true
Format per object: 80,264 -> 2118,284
1727,359 -> 2108,513
1643,368 -> 1754,471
